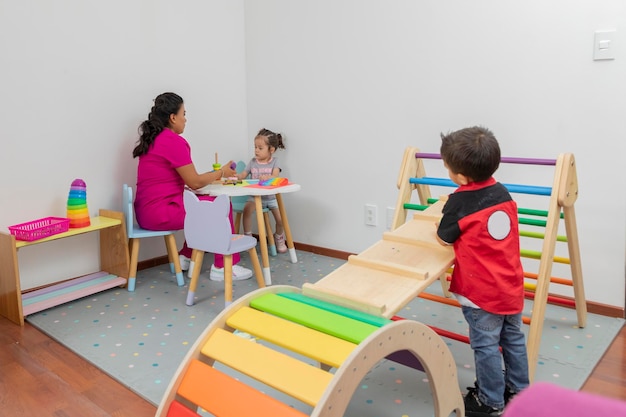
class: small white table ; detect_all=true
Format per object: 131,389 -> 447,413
194,182 -> 301,284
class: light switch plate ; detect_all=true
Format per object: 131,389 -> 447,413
594,30 -> 616,61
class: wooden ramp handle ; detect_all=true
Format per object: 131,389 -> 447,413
302,283 -> 387,316
348,254 -> 429,280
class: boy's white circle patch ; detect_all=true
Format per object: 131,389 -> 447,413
488,210 -> 511,240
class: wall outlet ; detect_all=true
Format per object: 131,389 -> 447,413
364,204 -> 377,226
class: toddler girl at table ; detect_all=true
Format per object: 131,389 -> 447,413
237,128 -> 288,253
132,92 -> 253,281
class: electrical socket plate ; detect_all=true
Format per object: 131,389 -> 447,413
365,204 -> 377,226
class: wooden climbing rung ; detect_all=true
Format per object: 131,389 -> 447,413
278,292 -> 391,327
226,306 -> 357,368
201,328 -> 333,406
250,293 -> 379,343
174,360 -> 309,417
166,400 -> 200,417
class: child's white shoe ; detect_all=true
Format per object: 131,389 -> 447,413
179,255 -> 191,271
209,264 -> 253,281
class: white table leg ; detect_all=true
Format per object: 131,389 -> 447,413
276,194 -> 297,263
255,196 -> 271,281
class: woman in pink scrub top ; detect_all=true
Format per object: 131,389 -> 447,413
132,92 -> 252,281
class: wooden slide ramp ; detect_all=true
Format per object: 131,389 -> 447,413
303,200 -> 454,318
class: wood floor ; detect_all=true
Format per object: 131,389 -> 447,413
0,317 -> 156,416
0,316 -> 624,416
580,320 -> 626,399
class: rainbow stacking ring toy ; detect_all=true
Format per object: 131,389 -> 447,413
67,178 -> 91,228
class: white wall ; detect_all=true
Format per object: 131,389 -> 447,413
1,1 -> 624,309
244,0 -> 626,308
0,1 -> 248,289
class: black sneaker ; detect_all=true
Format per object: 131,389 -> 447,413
464,386 -> 503,417
504,386 -> 517,405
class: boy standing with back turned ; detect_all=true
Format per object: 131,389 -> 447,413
435,126 -> 529,417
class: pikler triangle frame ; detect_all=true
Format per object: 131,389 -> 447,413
390,147 -> 586,381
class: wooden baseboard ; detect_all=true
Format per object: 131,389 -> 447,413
137,241 -> 625,319
289,242 -> 354,261
138,255 -> 171,271
582,301 -> 625,319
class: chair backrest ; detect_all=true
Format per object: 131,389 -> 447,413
183,191 -> 232,254
122,184 -> 135,237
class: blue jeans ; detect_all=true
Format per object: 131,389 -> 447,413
462,306 -> 529,409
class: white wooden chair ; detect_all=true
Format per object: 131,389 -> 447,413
183,191 -> 265,307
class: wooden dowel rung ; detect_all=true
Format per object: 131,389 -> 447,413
519,217 -> 547,227
523,271 -> 573,286
403,203 -> 428,211
520,229 -> 568,242
520,249 -> 570,264
414,153 -> 556,166
524,291 -> 577,308
428,325 -> 470,344
417,292 -> 459,307
410,177 -> 552,196
418,292 -> 531,325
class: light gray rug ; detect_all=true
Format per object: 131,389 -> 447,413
27,250 -> 624,416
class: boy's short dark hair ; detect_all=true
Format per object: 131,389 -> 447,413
440,126 -> 501,182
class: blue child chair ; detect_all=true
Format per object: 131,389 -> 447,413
231,160 -> 277,256
123,184 -> 184,291
183,191 -> 265,307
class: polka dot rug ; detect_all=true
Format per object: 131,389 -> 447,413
27,250 -> 624,416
